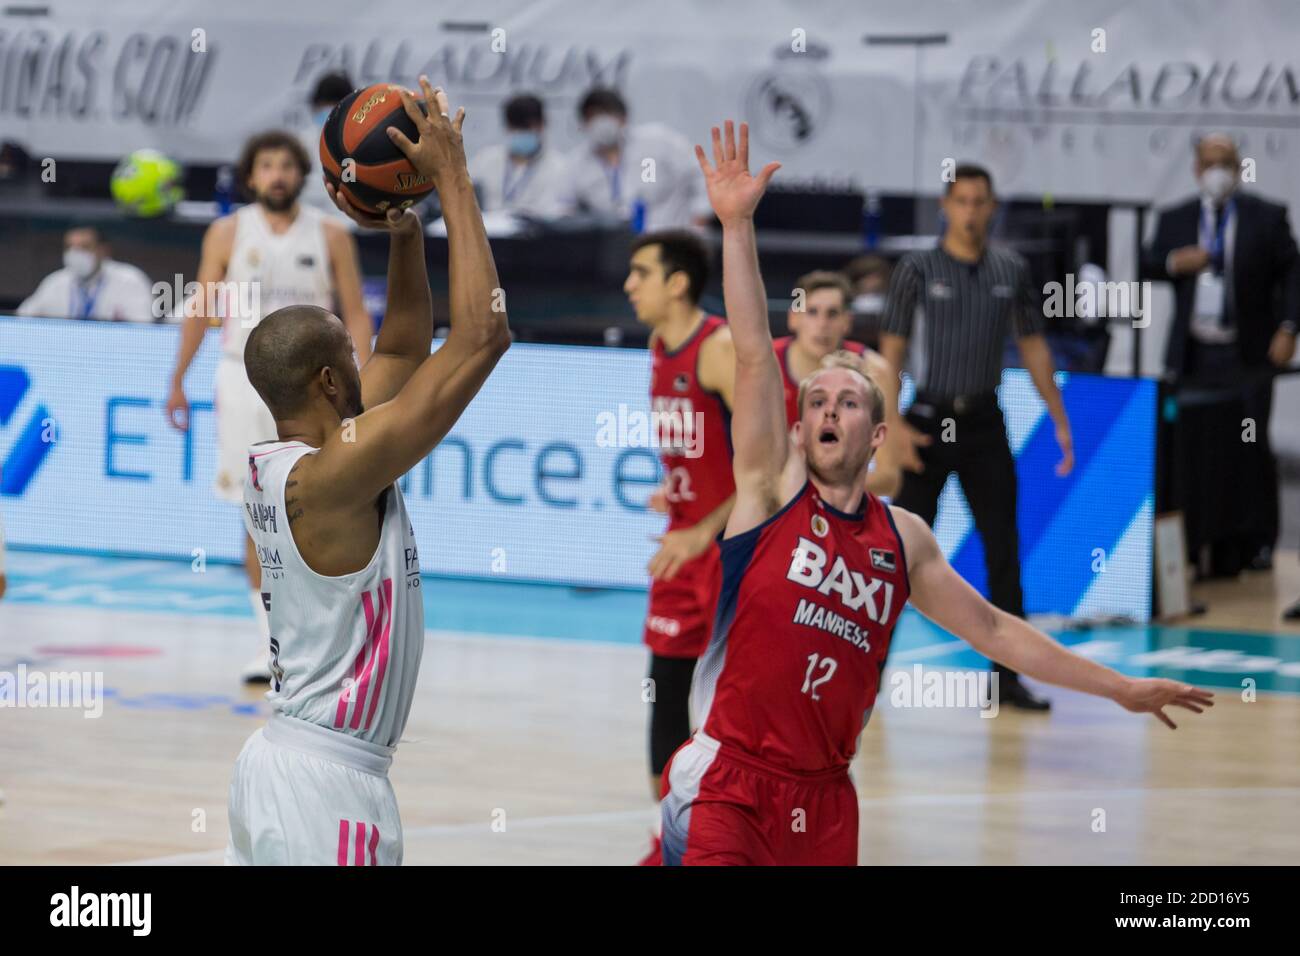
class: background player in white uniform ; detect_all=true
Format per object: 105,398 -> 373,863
165,130 -> 373,682
226,80 -> 509,865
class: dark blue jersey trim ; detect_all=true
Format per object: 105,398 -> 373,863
882,501 -> 911,595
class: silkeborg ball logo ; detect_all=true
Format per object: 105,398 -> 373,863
0,365 -> 57,495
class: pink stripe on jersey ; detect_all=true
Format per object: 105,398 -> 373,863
336,591 -> 380,728
337,820 -> 349,866
354,822 -> 366,867
350,580 -> 392,731
368,822 -> 379,866
361,578 -> 394,730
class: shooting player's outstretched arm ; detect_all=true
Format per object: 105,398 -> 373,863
313,81 -> 510,507
693,121 -> 784,537
892,506 -> 1215,729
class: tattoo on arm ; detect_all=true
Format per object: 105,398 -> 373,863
284,466 -> 305,526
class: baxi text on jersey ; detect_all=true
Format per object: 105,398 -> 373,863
787,537 -> 897,624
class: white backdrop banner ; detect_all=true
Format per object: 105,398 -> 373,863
1,0 -> 1297,211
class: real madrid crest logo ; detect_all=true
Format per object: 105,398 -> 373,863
811,514 -> 829,538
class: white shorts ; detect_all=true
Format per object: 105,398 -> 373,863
215,356 -> 277,504
225,714 -> 403,866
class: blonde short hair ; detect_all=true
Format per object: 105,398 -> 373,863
796,350 -> 886,425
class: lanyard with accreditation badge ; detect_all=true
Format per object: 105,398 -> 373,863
1200,197 -> 1235,272
70,275 -> 105,320
1193,198 -> 1235,332
502,159 -> 540,205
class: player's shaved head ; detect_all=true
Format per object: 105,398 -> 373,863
245,305 -> 361,420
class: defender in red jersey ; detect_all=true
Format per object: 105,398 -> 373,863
661,120 -> 1214,866
774,269 -> 899,496
625,230 -> 737,801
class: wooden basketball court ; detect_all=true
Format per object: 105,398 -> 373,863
2,548 -> 1297,866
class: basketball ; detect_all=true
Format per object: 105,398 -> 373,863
319,83 -> 436,215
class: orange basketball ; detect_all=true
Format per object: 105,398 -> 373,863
319,83 -> 436,215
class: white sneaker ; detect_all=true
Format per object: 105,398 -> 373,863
241,654 -> 273,685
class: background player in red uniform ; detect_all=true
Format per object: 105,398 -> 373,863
775,269 -> 900,496
658,120 -> 1214,866
624,230 -> 736,804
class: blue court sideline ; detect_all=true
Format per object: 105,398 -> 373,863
3,549 -> 1298,695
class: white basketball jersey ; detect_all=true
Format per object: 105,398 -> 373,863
243,441 -> 425,749
222,204 -> 334,359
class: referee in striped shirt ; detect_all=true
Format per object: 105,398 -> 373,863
879,164 -> 1074,711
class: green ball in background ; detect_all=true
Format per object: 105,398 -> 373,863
110,149 -> 185,217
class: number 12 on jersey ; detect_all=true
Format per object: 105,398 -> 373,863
802,653 -> 837,701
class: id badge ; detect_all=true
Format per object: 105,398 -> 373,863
1192,270 -> 1225,322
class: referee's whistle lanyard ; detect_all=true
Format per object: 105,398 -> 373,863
1200,198 -> 1234,274
70,273 -> 105,320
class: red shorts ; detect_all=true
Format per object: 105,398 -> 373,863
642,542 -> 721,659
660,735 -> 858,866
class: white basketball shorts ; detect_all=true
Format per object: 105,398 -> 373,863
225,713 -> 403,866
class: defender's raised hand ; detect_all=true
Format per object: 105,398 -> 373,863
694,120 -> 780,225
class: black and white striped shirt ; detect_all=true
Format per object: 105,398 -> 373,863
882,244 -> 1043,399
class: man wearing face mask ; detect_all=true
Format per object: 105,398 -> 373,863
561,87 -> 706,231
1142,133 -> 1300,574
298,71 -> 355,217
18,225 -> 154,323
471,94 -> 567,219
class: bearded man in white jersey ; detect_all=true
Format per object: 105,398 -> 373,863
225,81 -> 509,866
166,129 -> 373,683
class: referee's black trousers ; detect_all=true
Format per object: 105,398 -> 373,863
893,396 -> 1026,680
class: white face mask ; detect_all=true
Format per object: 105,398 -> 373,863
63,247 -> 99,281
586,115 -> 624,150
1200,166 -> 1237,204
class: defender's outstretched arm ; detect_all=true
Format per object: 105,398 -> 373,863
693,121 -> 784,529
893,506 -> 1214,729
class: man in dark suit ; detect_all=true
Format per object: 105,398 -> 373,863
1142,133 -> 1299,573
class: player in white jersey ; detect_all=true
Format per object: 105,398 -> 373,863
225,79 -> 509,866
165,130 -> 373,683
